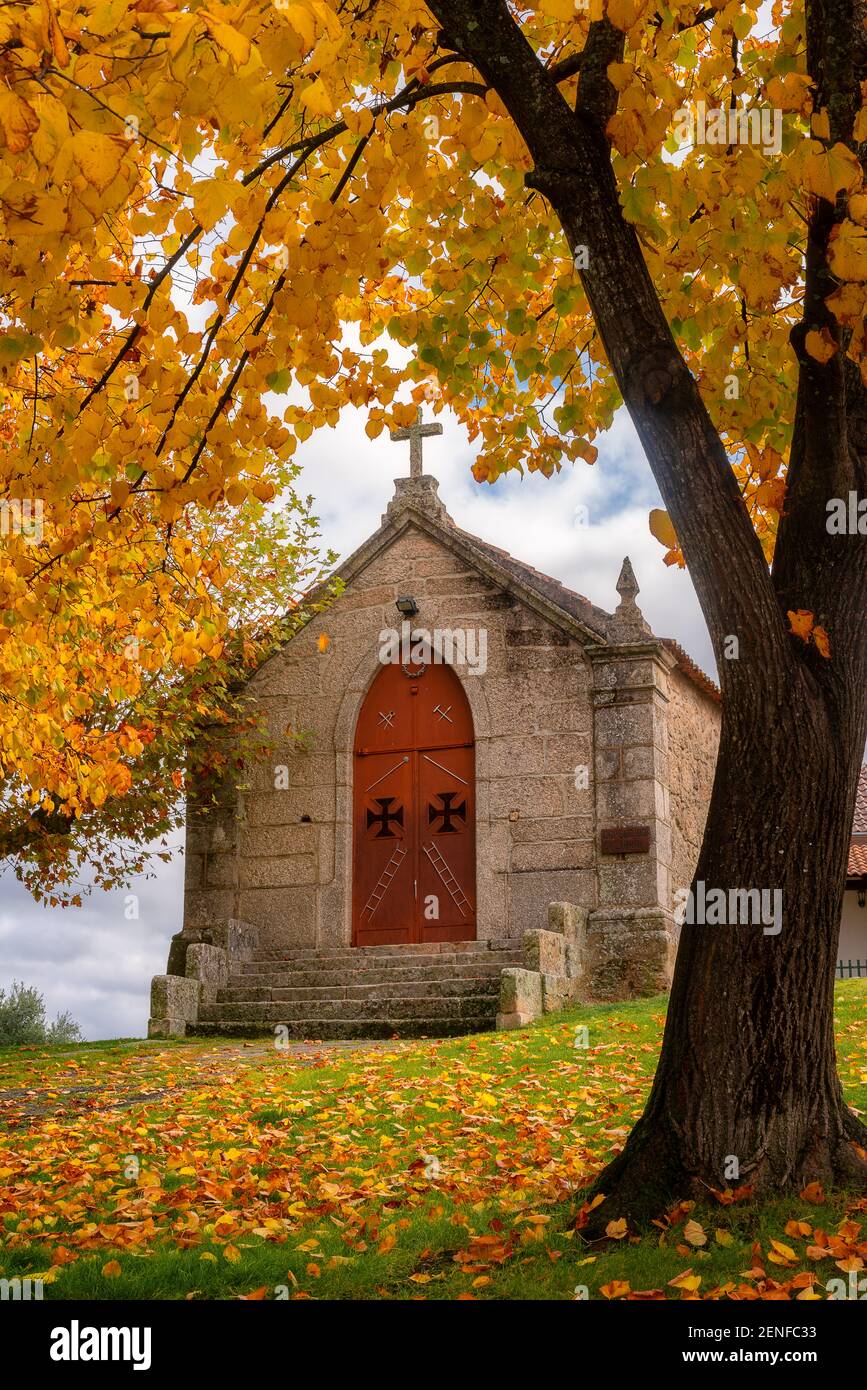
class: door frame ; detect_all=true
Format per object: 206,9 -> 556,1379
332,639 -> 495,949
350,662 -> 477,946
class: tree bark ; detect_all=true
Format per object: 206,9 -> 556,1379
427,0 -> 867,1223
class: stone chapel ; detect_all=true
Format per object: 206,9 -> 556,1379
149,425 -> 721,1039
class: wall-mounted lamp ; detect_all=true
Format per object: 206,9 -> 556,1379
395,595 -> 419,618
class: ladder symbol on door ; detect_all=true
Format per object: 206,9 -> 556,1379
422,841 -> 471,919
361,843 -> 407,920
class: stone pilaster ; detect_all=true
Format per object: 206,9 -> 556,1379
586,568 -> 678,999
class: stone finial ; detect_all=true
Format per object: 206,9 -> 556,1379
610,556 -> 652,640
616,556 -> 639,603
382,473 -> 453,527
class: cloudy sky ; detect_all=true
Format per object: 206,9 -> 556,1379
0,402 -> 714,1040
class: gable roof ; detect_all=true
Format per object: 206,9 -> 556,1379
449,523 -> 612,639
275,474 -> 720,702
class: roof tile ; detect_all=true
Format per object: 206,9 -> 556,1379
847,841 -> 867,878
854,764 -> 867,834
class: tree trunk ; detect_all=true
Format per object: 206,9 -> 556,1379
426,0 -> 867,1224
585,682 -> 867,1227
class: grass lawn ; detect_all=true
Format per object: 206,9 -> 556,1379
1,982 -> 865,1301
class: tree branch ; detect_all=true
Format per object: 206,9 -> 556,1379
773,0 -> 867,676
426,0 -> 790,696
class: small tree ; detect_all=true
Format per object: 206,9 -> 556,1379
0,982 -> 83,1047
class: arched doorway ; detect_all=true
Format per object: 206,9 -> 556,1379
352,660 -> 476,946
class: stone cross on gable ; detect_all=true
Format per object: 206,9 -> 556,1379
389,407 -> 443,478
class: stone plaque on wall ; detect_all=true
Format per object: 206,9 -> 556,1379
600,825 -> 651,855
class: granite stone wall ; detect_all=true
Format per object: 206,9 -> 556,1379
183,520 -> 597,948
666,666 -> 721,909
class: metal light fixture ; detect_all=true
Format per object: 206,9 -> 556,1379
395,595 -> 419,618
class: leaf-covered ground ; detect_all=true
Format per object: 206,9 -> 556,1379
1,984 -> 865,1301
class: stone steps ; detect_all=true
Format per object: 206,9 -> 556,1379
187,1017 -> 496,1040
227,962 -> 514,988
233,948 -> 519,974
247,942 -> 514,960
199,995 -> 496,1023
186,941 -> 522,1040
220,976 -> 503,1003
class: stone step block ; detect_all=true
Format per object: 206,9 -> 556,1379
198,994 -> 496,1024
187,1017 -> 496,1040
228,960 -> 520,988
222,976 -> 501,1004
233,951 -> 523,976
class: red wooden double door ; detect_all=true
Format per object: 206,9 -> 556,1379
352,660 -> 476,946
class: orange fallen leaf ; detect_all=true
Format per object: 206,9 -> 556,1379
800,1182 -> 826,1204
600,1279 -> 631,1299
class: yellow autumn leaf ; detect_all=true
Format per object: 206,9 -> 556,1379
281,2 -> 316,48
765,72 -> 813,113
605,1217 -> 628,1239
204,19 -> 252,68
828,219 -> 867,282
102,1259 -> 121,1278
847,192 -> 867,226
540,0 -> 582,17
606,0 -> 648,32
302,77 -> 334,118
224,482 -> 247,506
70,130 -> 124,193
799,141 -> 862,203
42,0 -> 70,67
606,62 -> 633,93
167,10 -> 199,59
770,1239 -> 797,1261
0,90 -> 40,153
805,327 -> 838,363
715,1229 -> 734,1247
344,106 -> 374,138
193,178 -> 240,232
811,111 -> 830,141
32,94 -> 70,166
223,1243 -> 241,1262
649,507 -> 678,551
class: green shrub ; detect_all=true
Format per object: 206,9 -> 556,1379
0,981 -> 83,1046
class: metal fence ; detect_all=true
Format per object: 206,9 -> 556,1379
836,959 -> 867,979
